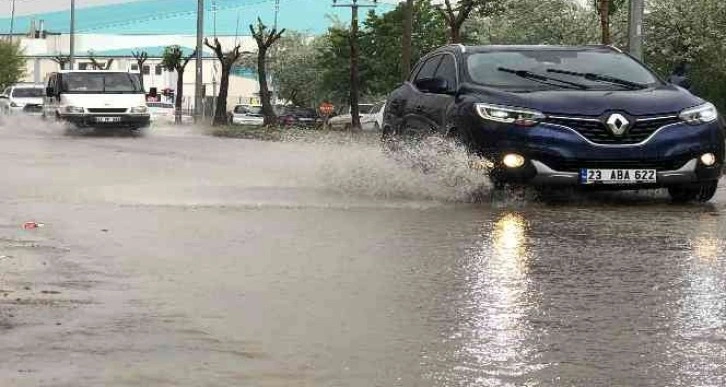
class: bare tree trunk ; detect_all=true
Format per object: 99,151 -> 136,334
599,0 -> 611,45
214,65 -> 231,126
450,23 -> 462,44
401,0 -> 414,81
175,70 -> 184,124
349,5 -> 361,131
257,47 -> 277,126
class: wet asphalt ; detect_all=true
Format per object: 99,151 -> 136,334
0,118 -> 724,386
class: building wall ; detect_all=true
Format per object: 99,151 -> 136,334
17,33 -> 266,112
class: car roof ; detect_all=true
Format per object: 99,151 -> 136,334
434,44 -> 621,55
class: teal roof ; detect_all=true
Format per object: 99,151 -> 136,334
0,0 -> 393,35
93,45 -> 215,58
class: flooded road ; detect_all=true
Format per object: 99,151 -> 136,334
0,119 -> 725,386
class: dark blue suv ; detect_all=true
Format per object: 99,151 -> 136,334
383,45 -> 725,202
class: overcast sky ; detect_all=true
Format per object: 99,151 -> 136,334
1,0 -> 145,16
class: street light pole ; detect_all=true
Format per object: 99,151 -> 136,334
195,0 -> 204,121
70,0 -> 76,69
332,0 -> 376,131
628,0 -> 644,60
9,0 -> 16,40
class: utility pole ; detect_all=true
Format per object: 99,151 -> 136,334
9,0 -> 16,40
401,0 -> 413,81
195,0 -> 204,121
628,0 -> 644,60
274,0 -> 280,30
332,0 -> 376,131
70,0 -> 76,69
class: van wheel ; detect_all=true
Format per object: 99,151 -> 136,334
668,180 -> 719,203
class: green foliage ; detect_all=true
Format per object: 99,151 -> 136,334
316,0 -> 447,105
0,40 -> 25,90
644,0 -> 726,111
161,45 -> 188,71
592,0 -> 626,15
268,33 -> 327,108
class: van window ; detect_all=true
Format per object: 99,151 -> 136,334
12,88 -> 45,98
61,72 -> 143,93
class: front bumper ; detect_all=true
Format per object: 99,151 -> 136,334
61,114 -> 150,128
470,118 -> 725,187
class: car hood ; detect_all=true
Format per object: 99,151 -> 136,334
11,97 -> 44,106
462,83 -> 704,116
60,93 -> 146,109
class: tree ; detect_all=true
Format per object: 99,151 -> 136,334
436,0 -> 501,43
161,45 -> 196,124
87,51 -> 114,70
52,55 -> 71,70
401,0 -> 414,81
131,50 -> 149,91
267,33 -> 326,107
204,37 -> 243,126
361,0 -> 447,95
593,0 -> 625,45
250,18 -> 285,126
0,40 -> 25,90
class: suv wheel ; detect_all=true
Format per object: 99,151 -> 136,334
668,180 -> 719,203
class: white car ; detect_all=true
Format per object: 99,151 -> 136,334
328,103 -> 383,130
230,104 -> 264,126
147,101 -> 175,123
0,83 -> 46,115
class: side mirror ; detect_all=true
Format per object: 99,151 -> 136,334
0,95 -> 7,99
414,77 -> 451,94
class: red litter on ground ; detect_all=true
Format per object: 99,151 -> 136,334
22,222 -> 45,230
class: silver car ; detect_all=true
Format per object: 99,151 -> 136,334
0,83 -> 45,115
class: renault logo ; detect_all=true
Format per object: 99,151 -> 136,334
606,113 -> 630,136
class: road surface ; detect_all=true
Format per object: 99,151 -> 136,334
0,117 -> 724,386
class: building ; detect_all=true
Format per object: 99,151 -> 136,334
0,0 -> 394,110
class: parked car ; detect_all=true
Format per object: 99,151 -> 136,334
361,102 -> 385,131
278,106 -> 320,127
327,104 -> 376,130
383,44 -> 725,202
147,101 -> 193,124
0,83 -> 46,115
230,104 -> 264,126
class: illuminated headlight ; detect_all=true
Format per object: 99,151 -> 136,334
64,106 -> 84,114
679,103 -> 718,125
700,153 -> 717,166
475,103 -> 545,127
130,106 -> 149,114
503,153 -> 526,168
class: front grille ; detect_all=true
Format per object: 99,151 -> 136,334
87,108 -> 127,114
544,115 -> 681,145
23,104 -> 42,112
546,157 -> 691,172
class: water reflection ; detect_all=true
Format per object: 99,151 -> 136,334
449,211 -> 543,385
676,212 -> 726,385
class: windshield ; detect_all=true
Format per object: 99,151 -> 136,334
466,50 -> 660,91
235,106 -> 262,115
61,72 -> 143,93
12,87 -> 44,98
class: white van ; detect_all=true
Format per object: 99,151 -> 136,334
43,70 -> 150,134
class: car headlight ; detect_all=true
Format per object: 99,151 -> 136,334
679,103 -> 718,125
130,106 -> 149,114
475,103 -> 545,127
64,106 -> 84,114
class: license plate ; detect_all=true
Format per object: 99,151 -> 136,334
580,169 -> 657,184
96,116 -> 121,123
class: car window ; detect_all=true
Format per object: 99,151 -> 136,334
415,56 -> 442,82
466,49 -> 660,91
435,55 -> 457,89
11,88 -> 45,98
234,106 -> 249,114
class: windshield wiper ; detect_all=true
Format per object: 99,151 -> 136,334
497,67 -> 589,90
546,68 -> 649,90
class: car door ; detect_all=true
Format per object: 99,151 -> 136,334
417,53 -> 458,135
404,55 -> 443,135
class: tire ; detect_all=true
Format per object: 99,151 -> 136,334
668,180 -> 719,203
